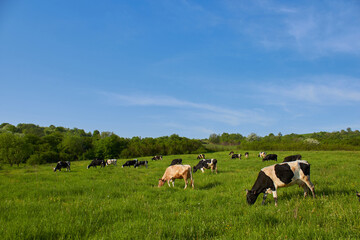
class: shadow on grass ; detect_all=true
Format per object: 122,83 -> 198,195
198,181 -> 222,190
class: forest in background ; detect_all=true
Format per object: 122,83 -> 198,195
0,123 -> 359,166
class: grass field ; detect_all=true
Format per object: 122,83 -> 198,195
1,151 -> 359,239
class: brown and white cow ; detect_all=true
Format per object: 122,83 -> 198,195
246,160 -> 315,206
106,159 -> 117,166
158,165 -> 194,189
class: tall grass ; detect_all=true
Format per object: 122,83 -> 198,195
1,151 -> 359,239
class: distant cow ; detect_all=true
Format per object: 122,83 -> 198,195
245,152 -> 249,158
158,165 -> 194,189
283,155 -> 302,162
152,155 -> 163,161
231,153 -> 241,159
87,159 -> 106,169
197,154 -> 205,159
193,159 -> 218,174
357,192 -> 360,202
263,154 -> 277,162
258,152 -> 266,158
122,159 -> 138,168
246,160 -> 315,206
170,159 -> 182,166
53,161 -> 70,172
134,160 -> 148,168
106,159 -> 117,166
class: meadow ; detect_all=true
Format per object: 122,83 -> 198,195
0,151 -> 359,239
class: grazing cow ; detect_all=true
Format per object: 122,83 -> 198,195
134,160 -> 148,168
197,154 -> 205,159
263,154 -> 277,162
106,159 -> 117,166
122,159 -> 138,168
357,192 -> 360,202
170,158 -> 182,166
193,159 -> 218,174
87,159 -> 106,169
258,152 -> 266,158
53,161 -> 71,172
158,165 -> 194,189
152,155 -> 163,161
231,153 -> 242,159
283,154 -> 302,162
246,160 -> 315,206
245,152 -> 249,158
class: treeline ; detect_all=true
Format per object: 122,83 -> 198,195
0,123 -> 205,166
207,128 -> 360,151
1,123 -> 360,166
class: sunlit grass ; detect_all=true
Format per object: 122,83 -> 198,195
1,151 -> 359,239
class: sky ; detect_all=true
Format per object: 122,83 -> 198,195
1,0 -> 360,139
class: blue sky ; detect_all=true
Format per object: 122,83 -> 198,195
1,0 -> 360,139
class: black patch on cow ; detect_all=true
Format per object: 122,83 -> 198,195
299,162 -> 310,176
252,171 -> 275,193
274,164 -> 294,184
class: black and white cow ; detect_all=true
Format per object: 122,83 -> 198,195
246,160 -> 315,206
53,161 -> 71,172
152,155 -> 163,161
122,159 -> 138,168
106,159 -> 117,166
283,154 -> 302,162
87,159 -> 106,169
170,158 -> 182,166
262,154 -> 277,162
245,152 -> 249,158
231,153 -> 241,160
134,160 -> 148,168
258,152 -> 266,158
197,154 -> 205,159
193,159 -> 218,174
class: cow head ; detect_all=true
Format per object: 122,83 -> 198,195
246,189 -> 259,205
158,179 -> 166,187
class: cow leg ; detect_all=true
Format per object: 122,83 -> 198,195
303,176 -> 315,198
167,180 -> 171,187
200,168 -> 205,173
272,191 -> 278,206
262,193 -> 268,205
184,178 -> 188,189
171,179 -> 175,187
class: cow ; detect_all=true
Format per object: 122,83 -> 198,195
246,160 -> 315,206
229,151 -> 234,155
122,159 -> 138,168
53,161 -> 70,172
283,154 -> 302,162
158,165 -> 194,189
357,192 -> 360,202
106,159 -> 117,166
245,152 -> 249,158
231,153 -> 241,160
170,158 -> 182,166
258,152 -> 266,158
193,159 -> 218,174
152,155 -> 163,161
197,154 -> 205,159
263,154 -> 277,162
87,159 -> 106,169
134,160 -> 148,168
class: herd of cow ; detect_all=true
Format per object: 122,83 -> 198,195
52,152 -> 320,206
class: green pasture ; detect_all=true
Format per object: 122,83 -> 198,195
0,151 -> 359,239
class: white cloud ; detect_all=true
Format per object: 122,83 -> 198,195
100,92 -> 269,126
258,77 -> 360,105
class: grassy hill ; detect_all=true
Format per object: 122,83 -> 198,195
1,151 -> 359,239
